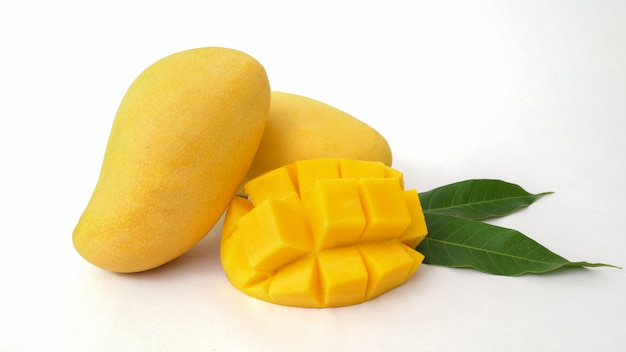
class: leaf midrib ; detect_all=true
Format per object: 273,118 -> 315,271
422,237 -> 566,266
424,193 -> 549,213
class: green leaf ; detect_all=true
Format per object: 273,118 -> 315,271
416,213 -> 619,276
419,179 -> 553,220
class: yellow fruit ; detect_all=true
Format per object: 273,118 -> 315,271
221,158 -> 427,308
73,47 -> 271,273
239,92 -> 393,193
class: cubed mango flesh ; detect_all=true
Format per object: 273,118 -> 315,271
221,158 -> 428,308
303,178 -> 366,248
237,198 -> 312,272
245,164 -> 300,209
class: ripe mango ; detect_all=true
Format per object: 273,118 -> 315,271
239,92 -> 393,192
73,47 -> 271,273
222,159 -> 428,308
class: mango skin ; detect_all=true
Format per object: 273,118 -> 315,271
73,47 -> 270,273
239,92 -> 393,191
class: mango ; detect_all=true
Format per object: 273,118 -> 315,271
73,47 -> 271,273
221,158 -> 428,308
239,92 -> 393,193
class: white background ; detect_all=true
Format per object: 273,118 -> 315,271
1,1 -> 625,351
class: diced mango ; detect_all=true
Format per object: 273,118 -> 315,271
237,198 -> 312,271
317,247 -> 368,308
358,178 -> 412,242
402,244 -> 426,277
383,165 -> 404,189
245,164 -> 300,209
295,158 -> 339,205
359,241 -> 417,300
220,229 -> 270,288
339,159 -> 385,179
399,190 -> 428,248
268,255 -> 321,308
303,178 -> 366,249
221,158 -> 428,308
241,281 -> 271,302
222,196 -> 254,239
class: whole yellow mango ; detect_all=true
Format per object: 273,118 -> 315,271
73,47 -> 271,273
239,92 -> 393,191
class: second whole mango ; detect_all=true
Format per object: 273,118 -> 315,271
239,92 -> 393,193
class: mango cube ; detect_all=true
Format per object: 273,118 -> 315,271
268,255 -> 321,308
303,178 -> 366,248
220,229 -> 270,288
222,196 -> 254,239
237,198 -> 312,271
339,159 -> 385,179
317,247 -> 368,307
384,165 -> 404,189
358,178 -> 412,242
399,190 -> 428,248
359,242 -> 419,300
245,164 -> 300,208
295,158 -> 339,205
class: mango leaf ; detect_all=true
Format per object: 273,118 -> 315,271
416,213 -> 619,276
419,179 -> 552,220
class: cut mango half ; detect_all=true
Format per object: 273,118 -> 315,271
220,158 -> 427,308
